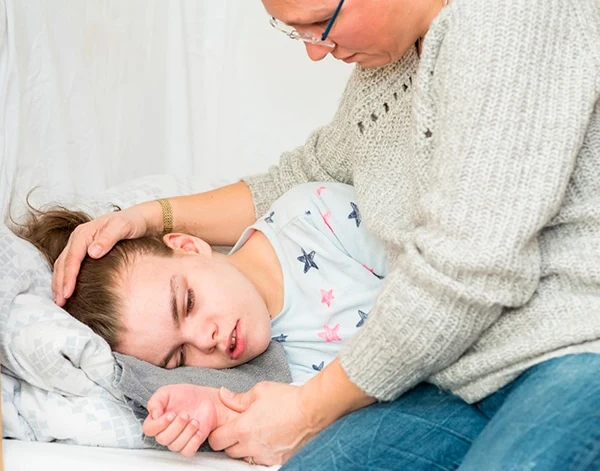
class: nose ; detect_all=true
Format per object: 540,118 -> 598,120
187,320 -> 219,354
304,43 -> 331,62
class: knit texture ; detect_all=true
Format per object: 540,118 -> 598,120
244,0 -> 600,403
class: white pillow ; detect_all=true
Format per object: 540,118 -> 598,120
0,174 -> 207,446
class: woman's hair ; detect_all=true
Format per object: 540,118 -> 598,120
10,203 -> 173,349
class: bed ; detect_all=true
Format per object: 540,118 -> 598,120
0,1 -> 350,469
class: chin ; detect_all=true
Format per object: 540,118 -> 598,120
357,57 -> 393,69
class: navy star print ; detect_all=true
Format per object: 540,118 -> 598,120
312,361 -> 324,372
264,211 -> 275,223
272,334 -> 288,342
348,202 -> 361,227
297,248 -> 319,273
356,310 -> 369,328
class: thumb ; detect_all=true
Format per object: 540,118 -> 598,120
219,387 -> 254,413
147,392 -> 168,419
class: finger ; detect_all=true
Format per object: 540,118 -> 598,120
223,442 -> 252,460
218,387 -> 254,413
86,219 -> 127,258
180,429 -> 209,457
142,411 -> 176,437
52,235 -> 77,305
147,392 -> 168,419
60,230 -> 96,300
154,414 -> 192,447
207,421 -> 238,451
165,418 -> 200,454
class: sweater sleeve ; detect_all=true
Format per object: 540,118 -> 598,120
339,0 -> 600,401
242,70 -> 362,218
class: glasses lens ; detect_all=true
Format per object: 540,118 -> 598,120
269,17 -> 335,48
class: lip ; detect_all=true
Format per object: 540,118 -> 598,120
228,320 -> 245,360
341,54 -> 357,63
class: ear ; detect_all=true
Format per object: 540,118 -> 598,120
162,233 -> 212,256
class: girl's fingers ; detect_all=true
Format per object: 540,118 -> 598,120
167,419 -> 204,456
142,411 -> 176,437
154,414 -> 192,447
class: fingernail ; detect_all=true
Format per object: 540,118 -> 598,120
90,244 -> 102,257
190,419 -> 198,427
220,387 -> 233,398
63,287 -> 69,299
167,412 -> 175,421
181,413 -> 189,421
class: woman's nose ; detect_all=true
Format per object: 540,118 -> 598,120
304,43 -> 331,62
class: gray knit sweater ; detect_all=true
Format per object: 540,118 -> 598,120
244,0 -> 600,403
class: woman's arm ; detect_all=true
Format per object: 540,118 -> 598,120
53,181 -> 255,304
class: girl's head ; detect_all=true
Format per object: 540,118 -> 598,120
11,205 -> 273,370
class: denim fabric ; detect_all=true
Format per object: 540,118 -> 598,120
459,354 -> 600,471
282,354 -> 600,471
282,383 -> 487,471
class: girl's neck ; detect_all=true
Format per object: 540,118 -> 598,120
221,230 -> 284,319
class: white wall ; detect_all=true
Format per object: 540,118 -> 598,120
0,0 -> 352,211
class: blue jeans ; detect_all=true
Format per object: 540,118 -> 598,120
282,354 -> 600,471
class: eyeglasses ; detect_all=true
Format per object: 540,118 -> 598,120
269,0 -> 345,49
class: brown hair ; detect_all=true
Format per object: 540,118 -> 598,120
10,203 -> 172,349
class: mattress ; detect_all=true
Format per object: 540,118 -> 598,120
2,439 -> 277,471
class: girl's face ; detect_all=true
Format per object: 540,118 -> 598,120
262,0 -> 444,68
115,235 -> 273,369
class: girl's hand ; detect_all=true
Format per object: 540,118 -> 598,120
143,383 -> 239,457
143,411 -> 207,457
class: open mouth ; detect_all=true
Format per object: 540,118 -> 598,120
228,320 -> 244,360
229,325 -> 237,352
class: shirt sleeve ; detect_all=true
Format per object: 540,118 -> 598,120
339,0 -> 600,401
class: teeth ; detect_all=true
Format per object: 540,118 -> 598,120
230,329 -> 237,351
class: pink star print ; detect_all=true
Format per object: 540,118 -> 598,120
316,186 -> 326,196
320,288 -> 335,308
322,211 -> 334,233
317,324 -> 342,342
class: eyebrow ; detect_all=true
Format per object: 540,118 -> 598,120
159,276 -> 180,368
280,4 -> 333,26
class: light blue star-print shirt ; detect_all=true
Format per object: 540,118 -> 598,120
230,182 -> 388,384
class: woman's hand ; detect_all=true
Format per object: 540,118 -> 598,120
208,360 -> 375,466
52,201 -> 159,305
208,382 -> 320,466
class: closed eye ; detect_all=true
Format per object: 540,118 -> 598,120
177,345 -> 186,368
186,288 -> 195,314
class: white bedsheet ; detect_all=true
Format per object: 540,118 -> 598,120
2,439 -> 278,471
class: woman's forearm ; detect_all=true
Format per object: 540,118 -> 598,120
301,358 -> 376,430
141,181 -> 256,246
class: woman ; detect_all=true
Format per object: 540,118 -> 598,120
52,0 -> 600,469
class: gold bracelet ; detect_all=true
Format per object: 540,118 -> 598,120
157,198 -> 173,235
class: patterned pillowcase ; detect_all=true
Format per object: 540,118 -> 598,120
0,174 -> 207,446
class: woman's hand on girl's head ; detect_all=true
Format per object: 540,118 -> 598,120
51,202 -> 158,306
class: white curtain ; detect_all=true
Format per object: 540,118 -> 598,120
0,0 -> 351,212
